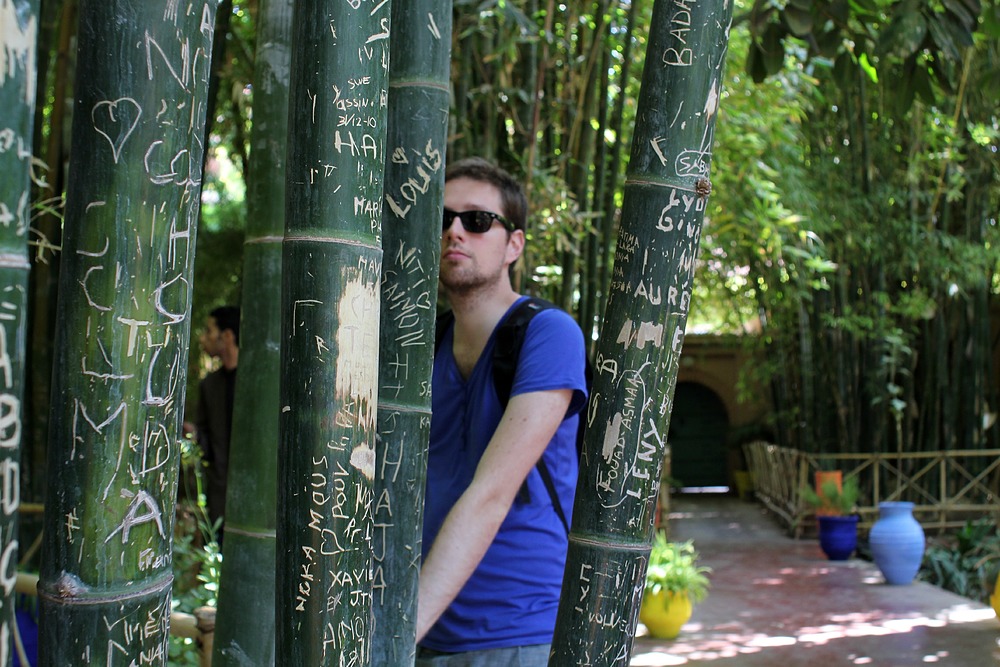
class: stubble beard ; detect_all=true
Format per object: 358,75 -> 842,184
440,260 -> 505,298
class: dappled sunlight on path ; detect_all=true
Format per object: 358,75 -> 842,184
630,494 -> 1000,666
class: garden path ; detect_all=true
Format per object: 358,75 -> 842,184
630,493 -> 1000,666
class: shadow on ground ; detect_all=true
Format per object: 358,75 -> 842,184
630,494 -> 1000,666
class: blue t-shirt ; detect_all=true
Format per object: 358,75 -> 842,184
421,298 -> 588,652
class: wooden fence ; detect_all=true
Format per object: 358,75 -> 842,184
744,441 -> 1000,537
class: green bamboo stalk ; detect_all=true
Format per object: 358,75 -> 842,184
597,0 -> 639,324
551,0 -> 732,662
26,0 -> 76,508
0,2 -> 39,664
212,0 -> 293,663
371,0 -> 451,662
276,2 -> 391,663
36,1 -> 216,663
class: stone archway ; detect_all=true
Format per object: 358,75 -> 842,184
669,382 -> 730,488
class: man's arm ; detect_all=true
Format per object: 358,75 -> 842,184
415,387 -> 573,641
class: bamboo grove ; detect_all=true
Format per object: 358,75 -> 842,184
1,0 -> 997,664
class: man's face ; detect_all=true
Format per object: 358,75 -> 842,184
440,177 -> 521,295
199,317 -> 223,358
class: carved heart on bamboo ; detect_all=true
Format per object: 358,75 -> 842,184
92,98 -> 142,163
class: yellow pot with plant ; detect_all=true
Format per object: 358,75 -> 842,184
990,575 -> 1000,622
639,533 -> 710,639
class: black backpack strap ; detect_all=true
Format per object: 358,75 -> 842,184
492,298 -> 572,533
536,458 -> 570,534
491,297 -> 555,408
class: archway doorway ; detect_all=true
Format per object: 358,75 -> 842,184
668,382 -> 729,488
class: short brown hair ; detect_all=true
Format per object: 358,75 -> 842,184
445,157 -> 527,232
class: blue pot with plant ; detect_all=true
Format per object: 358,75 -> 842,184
801,476 -> 861,561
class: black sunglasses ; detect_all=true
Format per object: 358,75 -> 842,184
442,208 -> 514,234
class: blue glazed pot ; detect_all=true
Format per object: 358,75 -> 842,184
870,501 -> 925,585
818,515 -> 859,561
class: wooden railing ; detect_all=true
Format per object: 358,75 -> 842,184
743,441 -> 1000,537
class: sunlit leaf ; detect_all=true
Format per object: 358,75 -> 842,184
859,52 -> 878,83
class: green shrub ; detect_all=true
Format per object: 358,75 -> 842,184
169,438 -> 223,666
800,477 -> 860,515
920,518 -> 1000,604
644,533 -> 711,603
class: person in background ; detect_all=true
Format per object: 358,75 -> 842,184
185,305 -> 240,539
417,158 -> 588,666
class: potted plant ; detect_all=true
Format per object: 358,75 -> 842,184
801,476 -> 861,561
639,532 -> 711,639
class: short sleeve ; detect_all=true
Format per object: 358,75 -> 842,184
510,307 -> 588,417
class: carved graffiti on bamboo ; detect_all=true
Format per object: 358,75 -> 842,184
570,555 -> 645,662
384,140 -> 444,219
0,3 -> 38,103
0,323 -> 19,452
662,0 -> 698,67
336,273 -> 380,441
372,414 -> 398,604
93,29 -> 213,181
93,98 -> 142,164
0,525 -> 15,665
595,363 -> 664,514
291,268 -> 380,655
359,15 -> 390,68
372,411 -> 429,604
0,125 -> 34,234
101,598 -> 171,664
0,307 -> 18,649
298,447 -> 375,653
381,240 -> 434,355
105,489 -> 167,545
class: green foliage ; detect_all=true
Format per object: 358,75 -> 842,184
170,438 -> 223,666
800,477 -> 861,515
697,3 -> 1000,456
644,534 -> 711,603
920,519 -> 1000,605
744,0 -> 989,111
185,172 -> 245,417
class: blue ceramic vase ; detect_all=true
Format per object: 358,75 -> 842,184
869,501 -> 925,585
818,515 -> 859,561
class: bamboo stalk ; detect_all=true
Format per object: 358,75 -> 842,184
0,4 -> 38,661
37,2 -> 216,662
371,0 -> 450,663
550,1 -> 734,661
276,2 -> 390,663
211,0 -> 292,664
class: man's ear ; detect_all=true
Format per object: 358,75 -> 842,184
505,229 -> 525,266
221,328 -> 236,347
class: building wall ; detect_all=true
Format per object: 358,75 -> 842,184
665,334 -> 772,488
676,334 -> 770,432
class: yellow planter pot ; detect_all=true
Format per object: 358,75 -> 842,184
990,576 -> 1000,622
639,590 -> 693,639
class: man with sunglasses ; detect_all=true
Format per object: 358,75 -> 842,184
416,157 -> 588,665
